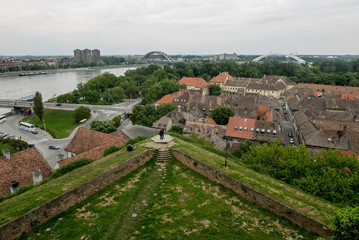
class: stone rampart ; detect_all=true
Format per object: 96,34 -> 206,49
171,149 -> 331,238
0,150 -> 155,240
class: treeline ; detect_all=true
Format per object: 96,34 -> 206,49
237,140 -> 359,206
56,65 -> 185,105
170,60 -> 359,86
57,59 -> 359,105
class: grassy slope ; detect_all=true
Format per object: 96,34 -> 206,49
172,137 -> 339,225
0,146 -> 149,226
20,158 -> 318,239
28,109 -> 80,138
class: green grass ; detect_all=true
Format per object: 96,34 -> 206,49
172,137 -> 339,226
27,109 -> 80,138
0,146 -> 149,226
20,158 -> 318,239
0,142 -> 17,156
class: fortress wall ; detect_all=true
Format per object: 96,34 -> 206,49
172,149 -> 331,239
0,150 -> 156,240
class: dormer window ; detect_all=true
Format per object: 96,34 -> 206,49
244,127 -> 247,132
250,128 -> 254,133
239,126 -> 243,132
234,126 -> 238,130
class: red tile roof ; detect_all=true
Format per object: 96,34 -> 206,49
257,106 -> 273,122
65,128 -> 127,155
179,77 -> 209,89
209,72 -> 235,83
339,150 -> 359,161
0,147 -> 52,194
155,94 -> 174,104
341,94 -> 356,100
314,91 -> 323,97
225,117 -> 256,140
59,143 -> 111,166
204,118 -> 217,125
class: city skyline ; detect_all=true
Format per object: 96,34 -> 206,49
1,0 -> 359,56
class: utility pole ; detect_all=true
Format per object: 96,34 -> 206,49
43,119 -> 46,132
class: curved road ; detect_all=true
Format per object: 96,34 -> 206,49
0,99 -> 141,168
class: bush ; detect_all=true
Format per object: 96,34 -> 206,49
103,145 -> 123,157
330,207 -> 359,240
128,135 -> 148,145
51,158 -> 93,179
169,125 -> 183,134
73,106 -> 91,123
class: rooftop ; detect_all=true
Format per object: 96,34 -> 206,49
178,77 -> 209,89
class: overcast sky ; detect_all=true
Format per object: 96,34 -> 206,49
1,0 -> 358,56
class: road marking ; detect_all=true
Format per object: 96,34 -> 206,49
28,138 -> 48,144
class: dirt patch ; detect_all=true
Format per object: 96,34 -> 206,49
76,211 -> 98,220
198,199 -> 210,208
99,195 -> 116,207
198,219 -> 211,228
182,209 -> 194,216
161,214 -> 174,223
115,168 -> 147,192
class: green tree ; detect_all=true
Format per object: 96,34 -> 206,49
73,106 -> 91,123
90,120 -> 117,133
209,84 -> 222,96
331,207 -> 359,240
230,140 -> 254,158
112,115 -> 122,128
33,91 -> 44,121
210,106 -> 234,125
111,86 -> 125,102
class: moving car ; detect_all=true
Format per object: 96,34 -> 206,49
56,103 -> 62,106
49,145 -> 60,150
288,132 -> 293,137
289,138 -> 294,144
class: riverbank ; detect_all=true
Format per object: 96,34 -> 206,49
0,64 -> 146,78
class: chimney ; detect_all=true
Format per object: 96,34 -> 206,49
2,149 -> 11,159
9,180 -> 19,193
32,170 -> 43,185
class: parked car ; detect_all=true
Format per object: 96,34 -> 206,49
288,132 -> 293,137
49,145 -> 60,150
56,103 -> 62,106
0,133 -> 9,139
32,130 -> 38,134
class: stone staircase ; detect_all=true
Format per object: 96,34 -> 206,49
155,149 -> 171,172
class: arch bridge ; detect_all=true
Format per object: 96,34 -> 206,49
141,51 -> 173,62
252,53 -> 306,64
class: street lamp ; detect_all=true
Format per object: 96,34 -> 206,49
225,136 -> 229,168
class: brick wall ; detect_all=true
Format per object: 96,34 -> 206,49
171,149 -> 332,239
0,150 -> 156,240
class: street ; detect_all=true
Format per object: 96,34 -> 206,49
0,99 -> 141,168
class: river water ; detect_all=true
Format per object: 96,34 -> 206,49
0,66 -> 137,101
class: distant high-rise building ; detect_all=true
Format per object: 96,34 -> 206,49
73,49 -> 101,63
215,53 -> 238,61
